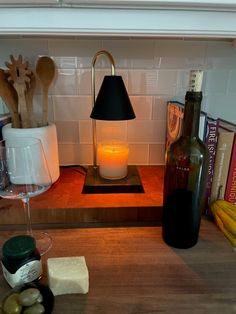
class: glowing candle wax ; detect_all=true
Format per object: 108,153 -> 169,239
98,142 -> 129,180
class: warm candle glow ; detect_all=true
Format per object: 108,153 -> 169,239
98,142 -> 129,180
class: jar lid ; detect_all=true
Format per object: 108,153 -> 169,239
2,235 -> 36,259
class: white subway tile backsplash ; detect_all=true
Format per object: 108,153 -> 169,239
155,40 -> 207,58
76,68 -> 128,96
48,39 -> 102,67
128,144 -> 149,165
54,57 -> 77,69
78,144 -> 93,165
55,121 -> 79,144
206,57 -> 236,70
101,40 -> 131,68
0,39 -> 48,68
128,70 -> 158,95
205,41 -> 236,58
127,120 -> 166,143
32,95 -> 54,125
0,37 -> 235,166
53,96 -> 91,121
156,70 -> 178,95
77,69 -> 91,95
101,39 -> 155,69
116,70 -> 129,87
126,40 -> 155,69
58,143 -> 92,166
152,96 -> 170,120
175,70 -> 189,97
79,120 -> 92,144
149,144 -> 166,165
130,96 -> 152,120
58,143 -> 80,166
227,70 -> 236,94
207,94 -> 236,122
0,0 -> 58,3
78,68 -> 129,96
52,69 -> 77,95
158,57 -> 206,70
205,70 -> 229,94
97,121 -> 127,142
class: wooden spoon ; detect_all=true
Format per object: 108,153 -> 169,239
25,71 -> 37,128
0,69 -> 21,128
36,56 -> 55,127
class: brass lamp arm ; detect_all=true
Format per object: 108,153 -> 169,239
91,50 -> 116,168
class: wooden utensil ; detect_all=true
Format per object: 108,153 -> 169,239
0,69 -> 21,128
25,71 -> 37,128
5,55 -> 31,128
36,56 -> 55,127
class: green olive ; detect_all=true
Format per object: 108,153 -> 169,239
36,293 -> 43,304
19,288 -> 40,307
3,293 -> 22,314
23,303 -> 45,314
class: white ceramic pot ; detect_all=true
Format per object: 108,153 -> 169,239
2,123 -> 60,183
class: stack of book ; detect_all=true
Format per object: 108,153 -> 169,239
165,101 -> 236,215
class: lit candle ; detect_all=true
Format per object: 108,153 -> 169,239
98,142 -> 129,180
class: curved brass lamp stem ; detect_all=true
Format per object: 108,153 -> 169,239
91,50 -> 116,168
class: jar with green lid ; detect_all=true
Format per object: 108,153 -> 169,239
1,235 -> 42,288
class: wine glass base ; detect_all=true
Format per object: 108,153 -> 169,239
33,231 -> 53,256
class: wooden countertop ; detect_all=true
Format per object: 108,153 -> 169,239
0,166 -> 164,228
0,218 -> 236,314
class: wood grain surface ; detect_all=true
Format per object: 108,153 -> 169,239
0,166 -> 164,227
1,218 -> 236,313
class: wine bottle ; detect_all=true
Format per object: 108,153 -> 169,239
162,70 -> 209,249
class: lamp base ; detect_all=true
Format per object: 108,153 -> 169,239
82,165 -> 144,194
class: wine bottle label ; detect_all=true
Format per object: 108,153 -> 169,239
189,70 -> 203,92
175,157 -> 191,171
1,260 -> 42,288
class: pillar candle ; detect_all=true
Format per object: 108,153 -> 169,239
98,142 -> 129,180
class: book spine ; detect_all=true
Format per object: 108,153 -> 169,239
203,118 -> 219,215
225,135 -> 236,204
210,131 -> 234,205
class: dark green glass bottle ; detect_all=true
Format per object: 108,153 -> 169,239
162,70 -> 209,249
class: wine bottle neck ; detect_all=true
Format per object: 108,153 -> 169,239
182,91 -> 202,138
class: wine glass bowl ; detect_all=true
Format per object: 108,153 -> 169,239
0,137 -> 52,255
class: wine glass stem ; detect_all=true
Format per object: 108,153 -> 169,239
22,197 -> 33,237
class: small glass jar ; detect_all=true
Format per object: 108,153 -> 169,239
1,235 -> 42,288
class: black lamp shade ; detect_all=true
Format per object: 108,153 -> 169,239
90,75 -> 136,120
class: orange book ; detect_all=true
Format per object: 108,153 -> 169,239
165,101 -> 206,154
165,101 -> 184,154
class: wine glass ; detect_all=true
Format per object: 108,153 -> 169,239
0,137 -> 52,256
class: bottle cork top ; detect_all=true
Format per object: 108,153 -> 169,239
189,70 -> 203,92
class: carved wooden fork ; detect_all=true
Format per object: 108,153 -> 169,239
5,55 -> 31,128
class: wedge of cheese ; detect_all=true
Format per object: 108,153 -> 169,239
47,256 -> 89,296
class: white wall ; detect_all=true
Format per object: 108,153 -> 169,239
0,38 -> 236,165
